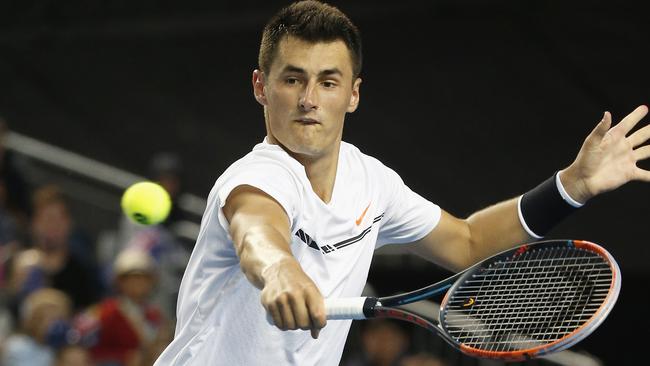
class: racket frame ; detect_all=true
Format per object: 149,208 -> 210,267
327,239 -> 621,361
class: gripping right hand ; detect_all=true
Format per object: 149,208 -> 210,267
261,259 -> 327,339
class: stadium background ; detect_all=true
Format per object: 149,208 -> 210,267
1,0 -> 649,364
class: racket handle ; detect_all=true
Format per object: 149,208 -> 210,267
325,297 -> 377,320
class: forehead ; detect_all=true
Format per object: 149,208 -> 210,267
270,36 -> 354,78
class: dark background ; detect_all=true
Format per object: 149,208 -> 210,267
1,0 -> 649,364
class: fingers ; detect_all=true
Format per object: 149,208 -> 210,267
289,293 -> 313,331
263,286 -> 326,338
277,297 -> 298,330
633,166 -> 650,182
265,301 -> 283,327
634,145 -> 650,161
615,105 -> 648,136
629,124 -> 650,148
305,290 -> 327,339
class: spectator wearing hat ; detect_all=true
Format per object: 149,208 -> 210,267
89,248 -> 170,366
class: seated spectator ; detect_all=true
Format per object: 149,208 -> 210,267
1,288 -> 72,366
89,248 -> 171,366
30,184 -> 104,309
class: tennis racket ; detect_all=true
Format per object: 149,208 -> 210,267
325,239 -> 621,361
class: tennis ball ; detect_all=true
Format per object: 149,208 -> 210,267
121,181 -> 171,225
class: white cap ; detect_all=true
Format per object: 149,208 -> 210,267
113,248 -> 155,276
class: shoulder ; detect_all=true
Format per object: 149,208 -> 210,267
340,141 -> 401,180
219,141 -> 304,185
207,141 -> 306,221
341,141 -> 383,169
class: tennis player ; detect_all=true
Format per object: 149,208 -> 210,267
154,1 -> 650,365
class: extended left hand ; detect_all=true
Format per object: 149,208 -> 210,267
561,105 -> 650,203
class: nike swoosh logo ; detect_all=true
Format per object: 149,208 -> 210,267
355,202 -> 371,226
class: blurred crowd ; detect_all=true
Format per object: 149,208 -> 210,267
0,116 -> 453,366
0,116 -> 186,366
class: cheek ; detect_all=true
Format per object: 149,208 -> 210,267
324,91 -> 353,113
267,87 -> 295,108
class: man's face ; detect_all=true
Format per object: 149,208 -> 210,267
253,36 -> 361,159
31,202 -> 71,250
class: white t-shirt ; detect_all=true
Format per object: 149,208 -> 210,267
154,140 -> 441,366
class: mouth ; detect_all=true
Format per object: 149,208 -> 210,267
294,117 -> 320,125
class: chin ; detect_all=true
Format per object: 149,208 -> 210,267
284,141 -> 323,157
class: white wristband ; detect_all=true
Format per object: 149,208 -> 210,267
517,195 -> 544,239
555,172 -> 584,208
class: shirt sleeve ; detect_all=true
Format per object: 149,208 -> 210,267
215,159 -> 301,233
376,166 -> 441,248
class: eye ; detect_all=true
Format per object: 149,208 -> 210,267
285,77 -> 300,85
322,81 -> 337,88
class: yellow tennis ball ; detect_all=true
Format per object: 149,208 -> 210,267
121,181 -> 171,225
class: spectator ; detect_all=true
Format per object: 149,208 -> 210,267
89,248 -> 171,366
1,288 -> 72,366
2,248 -> 46,346
30,185 -> 103,309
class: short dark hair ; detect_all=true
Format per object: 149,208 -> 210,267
259,1 -> 362,78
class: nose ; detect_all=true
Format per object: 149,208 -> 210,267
299,81 -> 319,111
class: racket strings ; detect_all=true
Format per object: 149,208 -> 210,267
442,246 -> 613,352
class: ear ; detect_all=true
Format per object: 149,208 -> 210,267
347,77 -> 362,113
252,69 -> 267,106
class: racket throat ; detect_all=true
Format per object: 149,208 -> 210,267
363,297 -> 380,318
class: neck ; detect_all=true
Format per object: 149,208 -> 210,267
299,149 -> 339,204
269,137 -> 340,204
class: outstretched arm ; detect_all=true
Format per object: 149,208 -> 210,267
223,185 -> 326,339
410,105 -> 650,271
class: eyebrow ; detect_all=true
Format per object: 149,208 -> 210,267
282,64 -> 344,77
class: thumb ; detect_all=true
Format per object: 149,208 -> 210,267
589,111 -> 611,143
311,328 -> 321,339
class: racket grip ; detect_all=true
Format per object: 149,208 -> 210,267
325,297 -> 373,320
